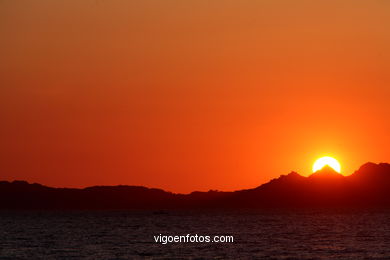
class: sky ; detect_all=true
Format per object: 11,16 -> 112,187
1,0 -> 390,193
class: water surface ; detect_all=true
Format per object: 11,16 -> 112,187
1,209 -> 390,259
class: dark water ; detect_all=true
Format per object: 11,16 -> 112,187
1,209 -> 390,259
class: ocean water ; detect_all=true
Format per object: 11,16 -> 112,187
1,209 -> 390,259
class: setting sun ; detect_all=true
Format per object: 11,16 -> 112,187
312,156 -> 341,173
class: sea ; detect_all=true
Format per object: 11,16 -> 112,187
1,209 -> 390,259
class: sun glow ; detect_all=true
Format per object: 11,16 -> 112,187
312,156 -> 341,173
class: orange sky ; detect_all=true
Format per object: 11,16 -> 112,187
1,0 -> 389,193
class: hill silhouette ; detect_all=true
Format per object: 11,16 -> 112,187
1,162 -> 390,209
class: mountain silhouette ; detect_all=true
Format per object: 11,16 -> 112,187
309,165 -> 344,179
1,162 -> 390,209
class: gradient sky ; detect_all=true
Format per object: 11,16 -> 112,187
1,0 -> 390,193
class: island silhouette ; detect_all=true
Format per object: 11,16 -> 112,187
1,162 -> 390,209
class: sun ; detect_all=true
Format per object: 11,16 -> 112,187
312,156 -> 341,173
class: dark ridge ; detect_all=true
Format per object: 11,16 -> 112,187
309,165 -> 344,179
1,162 -> 390,209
